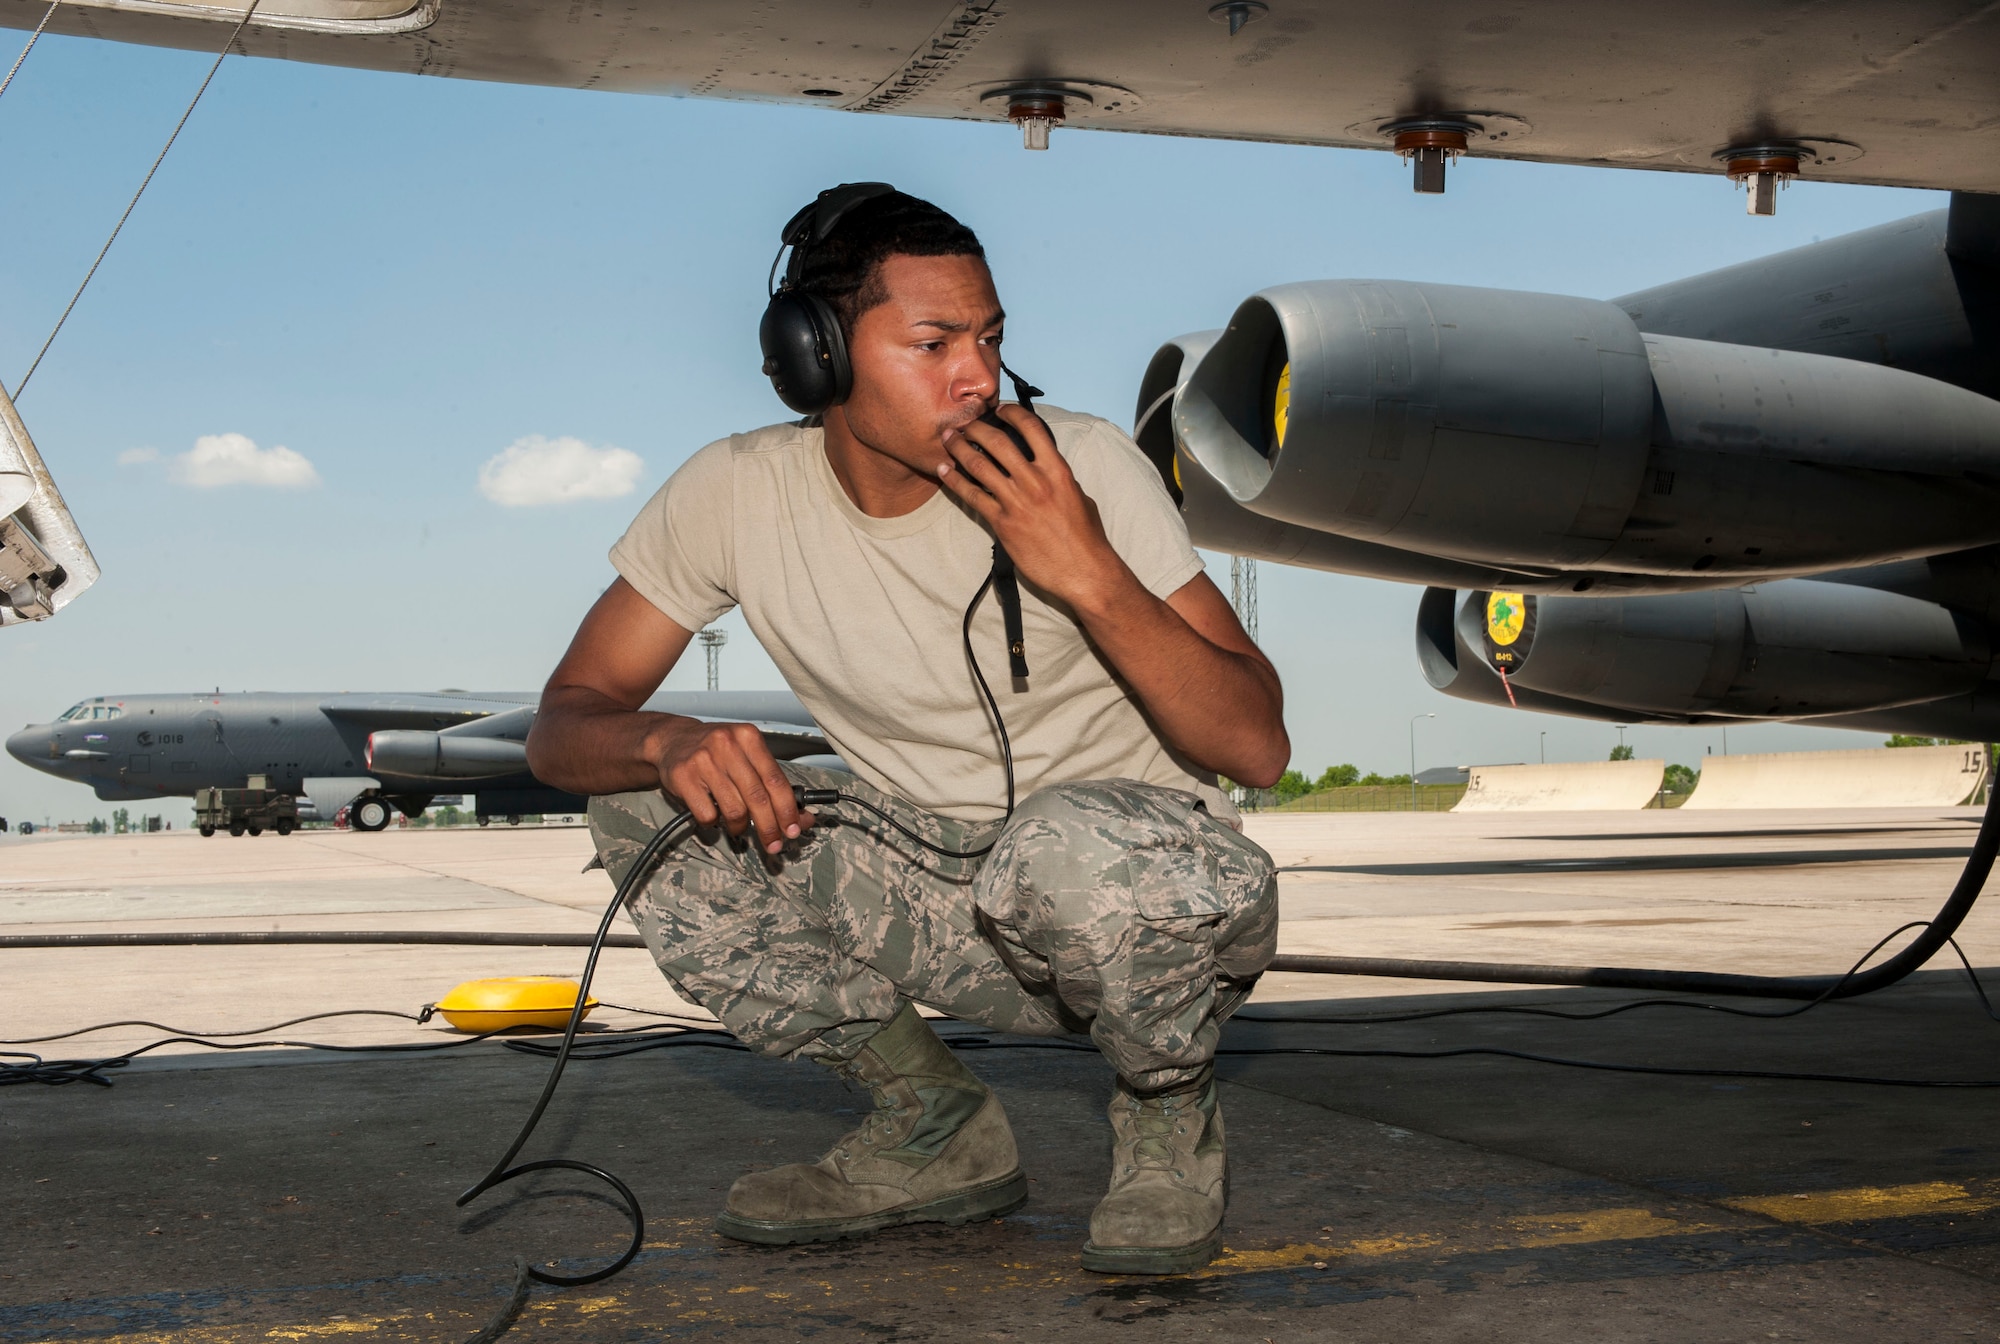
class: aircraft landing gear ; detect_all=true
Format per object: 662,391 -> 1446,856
228,821 -> 245,837
275,818 -> 295,837
350,796 -> 392,832
199,824 -> 215,837
247,824 -> 263,837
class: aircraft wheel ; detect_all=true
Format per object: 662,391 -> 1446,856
275,819 -> 295,836
199,824 -> 215,838
247,825 -> 263,837
228,822 -> 245,837
351,797 -> 392,832
477,816 -> 490,827
508,815 -> 521,826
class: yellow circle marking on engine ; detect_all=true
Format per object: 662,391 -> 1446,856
1271,361 -> 1291,450
1487,591 -> 1527,647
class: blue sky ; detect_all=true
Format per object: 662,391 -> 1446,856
0,31 -> 1949,823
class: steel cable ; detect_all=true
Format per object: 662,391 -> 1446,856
12,0 -> 260,399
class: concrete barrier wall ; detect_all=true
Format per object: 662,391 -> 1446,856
1682,744 -> 1987,809
1453,759 -> 1666,812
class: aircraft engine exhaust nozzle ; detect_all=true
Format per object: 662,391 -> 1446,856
1175,279 -> 2000,582
365,730 -> 530,780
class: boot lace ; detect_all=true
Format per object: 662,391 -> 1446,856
1122,1094 -> 1188,1173
833,1084 -> 911,1162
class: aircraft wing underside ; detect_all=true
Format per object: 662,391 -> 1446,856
5,0 -> 1997,195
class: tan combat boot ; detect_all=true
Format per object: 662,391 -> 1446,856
1081,1072 -> 1227,1274
714,1003 -> 1028,1245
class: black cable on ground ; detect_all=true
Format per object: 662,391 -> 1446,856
0,1008 -> 421,1045
0,1019 -> 551,1088
1242,923 -> 2000,1029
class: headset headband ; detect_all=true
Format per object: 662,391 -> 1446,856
772,181 -> 898,294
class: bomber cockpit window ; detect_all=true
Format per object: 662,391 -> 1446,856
57,703 -> 88,722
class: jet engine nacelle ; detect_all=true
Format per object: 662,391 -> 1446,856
1431,580 -> 1994,721
1176,280 -> 2000,582
365,730 -> 529,780
1134,331 -> 1540,590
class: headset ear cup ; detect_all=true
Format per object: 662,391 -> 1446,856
759,291 -> 840,415
801,292 -> 853,407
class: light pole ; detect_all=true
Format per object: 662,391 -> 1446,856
1410,713 -> 1434,812
1539,731 -> 1547,764
699,627 -> 728,691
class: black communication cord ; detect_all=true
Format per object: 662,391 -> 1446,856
0,1016 -> 546,1089
450,521 -> 1034,1297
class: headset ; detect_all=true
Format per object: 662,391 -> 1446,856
760,181 -> 896,415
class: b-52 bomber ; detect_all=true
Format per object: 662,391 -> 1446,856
4,689 -> 831,832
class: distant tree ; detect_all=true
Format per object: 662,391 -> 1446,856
1609,744 -> 1635,761
87,817 -> 106,834
1315,764 -> 1360,790
1271,770 -> 1313,804
112,807 -> 130,834
1886,734 -> 1944,748
1662,763 -> 1700,794
1357,772 -> 1413,788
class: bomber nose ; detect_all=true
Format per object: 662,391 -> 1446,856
6,725 -> 51,769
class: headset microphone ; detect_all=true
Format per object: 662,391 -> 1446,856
982,364 -> 1046,682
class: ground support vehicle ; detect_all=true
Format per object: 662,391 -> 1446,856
194,776 -> 299,838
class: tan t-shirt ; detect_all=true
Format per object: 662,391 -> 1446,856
609,405 -> 1212,822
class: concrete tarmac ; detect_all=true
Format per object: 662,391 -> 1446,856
5,809 -> 2000,1341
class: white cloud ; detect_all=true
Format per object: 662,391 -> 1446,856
169,433 -> 320,489
117,446 -> 159,466
478,435 -> 644,508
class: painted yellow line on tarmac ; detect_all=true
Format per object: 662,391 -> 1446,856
1724,1180 -> 2000,1225
1206,1206 -> 1717,1274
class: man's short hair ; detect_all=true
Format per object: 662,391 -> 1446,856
795,191 -> 986,338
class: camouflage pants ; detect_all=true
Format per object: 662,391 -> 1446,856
588,765 -> 1278,1093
